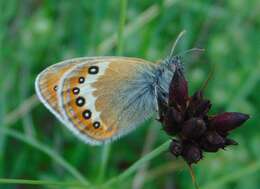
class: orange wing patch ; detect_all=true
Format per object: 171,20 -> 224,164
36,64 -> 76,115
36,57 -> 97,117
60,63 -> 118,141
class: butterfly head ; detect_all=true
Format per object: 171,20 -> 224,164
164,55 -> 184,72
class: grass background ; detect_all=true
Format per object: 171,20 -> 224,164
0,0 -> 260,188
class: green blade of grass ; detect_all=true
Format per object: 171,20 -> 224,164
0,178 -> 86,188
97,0 -> 128,184
4,95 -> 39,126
97,0 -> 178,54
103,140 -> 171,187
117,0 -> 128,55
97,144 -> 111,184
2,128 -> 90,186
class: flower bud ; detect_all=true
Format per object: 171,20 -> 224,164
200,140 -> 219,152
182,144 -> 202,164
206,131 -> 225,147
163,109 -> 181,135
192,91 -> 203,101
169,69 -> 188,110
194,100 -> 211,117
186,90 -> 207,117
181,118 -> 206,139
169,140 -> 183,156
210,112 -> 249,133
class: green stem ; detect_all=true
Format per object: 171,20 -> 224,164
98,0 -> 177,54
0,178 -> 85,188
2,128 -> 90,186
97,0 -> 128,184
117,0 -> 128,55
97,144 -> 111,183
103,140 -> 171,187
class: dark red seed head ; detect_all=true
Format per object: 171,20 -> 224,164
206,131 -> 225,147
169,69 -> 188,110
162,109 -> 181,135
181,118 -> 206,139
200,140 -> 220,152
210,112 -> 250,133
170,140 -> 183,156
158,61 -> 250,165
194,100 -> 212,117
182,144 -> 202,164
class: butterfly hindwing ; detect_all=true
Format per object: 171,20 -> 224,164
58,57 -> 158,145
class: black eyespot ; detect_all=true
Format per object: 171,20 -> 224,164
88,66 -> 99,74
53,85 -> 58,91
82,109 -> 91,119
78,77 -> 85,83
75,96 -> 85,107
93,121 -> 100,129
72,87 -> 80,95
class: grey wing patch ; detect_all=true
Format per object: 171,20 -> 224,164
94,60 -> 158,142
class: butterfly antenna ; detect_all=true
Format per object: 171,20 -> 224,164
169,30 -> 186,59
175,48 -> 205,57
200,63 -> 215,92
188,164 -> 200,189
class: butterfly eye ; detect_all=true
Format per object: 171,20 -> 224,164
93,121 -> 100,129
53,85 -> 58,91
75,96 -> 85,107
72,87 -> 80,95
88,66 -> 99,74
78,77 -> 85,84
82,109 -> 91,119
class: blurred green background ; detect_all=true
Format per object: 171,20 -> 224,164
0,0 -> 260,188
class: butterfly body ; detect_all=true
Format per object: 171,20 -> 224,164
35,56 -> 177,145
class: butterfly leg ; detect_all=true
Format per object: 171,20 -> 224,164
154,86 -> 166,122
154,86 -> 160,120
154,85 -> 169,122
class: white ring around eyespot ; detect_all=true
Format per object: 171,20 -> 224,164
57,61 -> 111,145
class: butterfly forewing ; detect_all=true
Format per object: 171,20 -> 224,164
58,57 -> 158,145
35,57 -> 102,122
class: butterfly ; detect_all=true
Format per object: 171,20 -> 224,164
35,32 -> 189,145
35,56 -> 182,145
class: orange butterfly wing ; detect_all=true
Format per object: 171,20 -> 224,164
35,57 -> 98,121
58,57 -> 157,145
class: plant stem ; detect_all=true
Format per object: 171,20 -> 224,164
98,0 -> 177,54
188,164 -> 199,189
2,128 -> 90,186
0,178 -> 86,188
103,140 -> 171,187
97,0 -> 128,184
97,144 -> 111,183
117,0 -> 128,55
